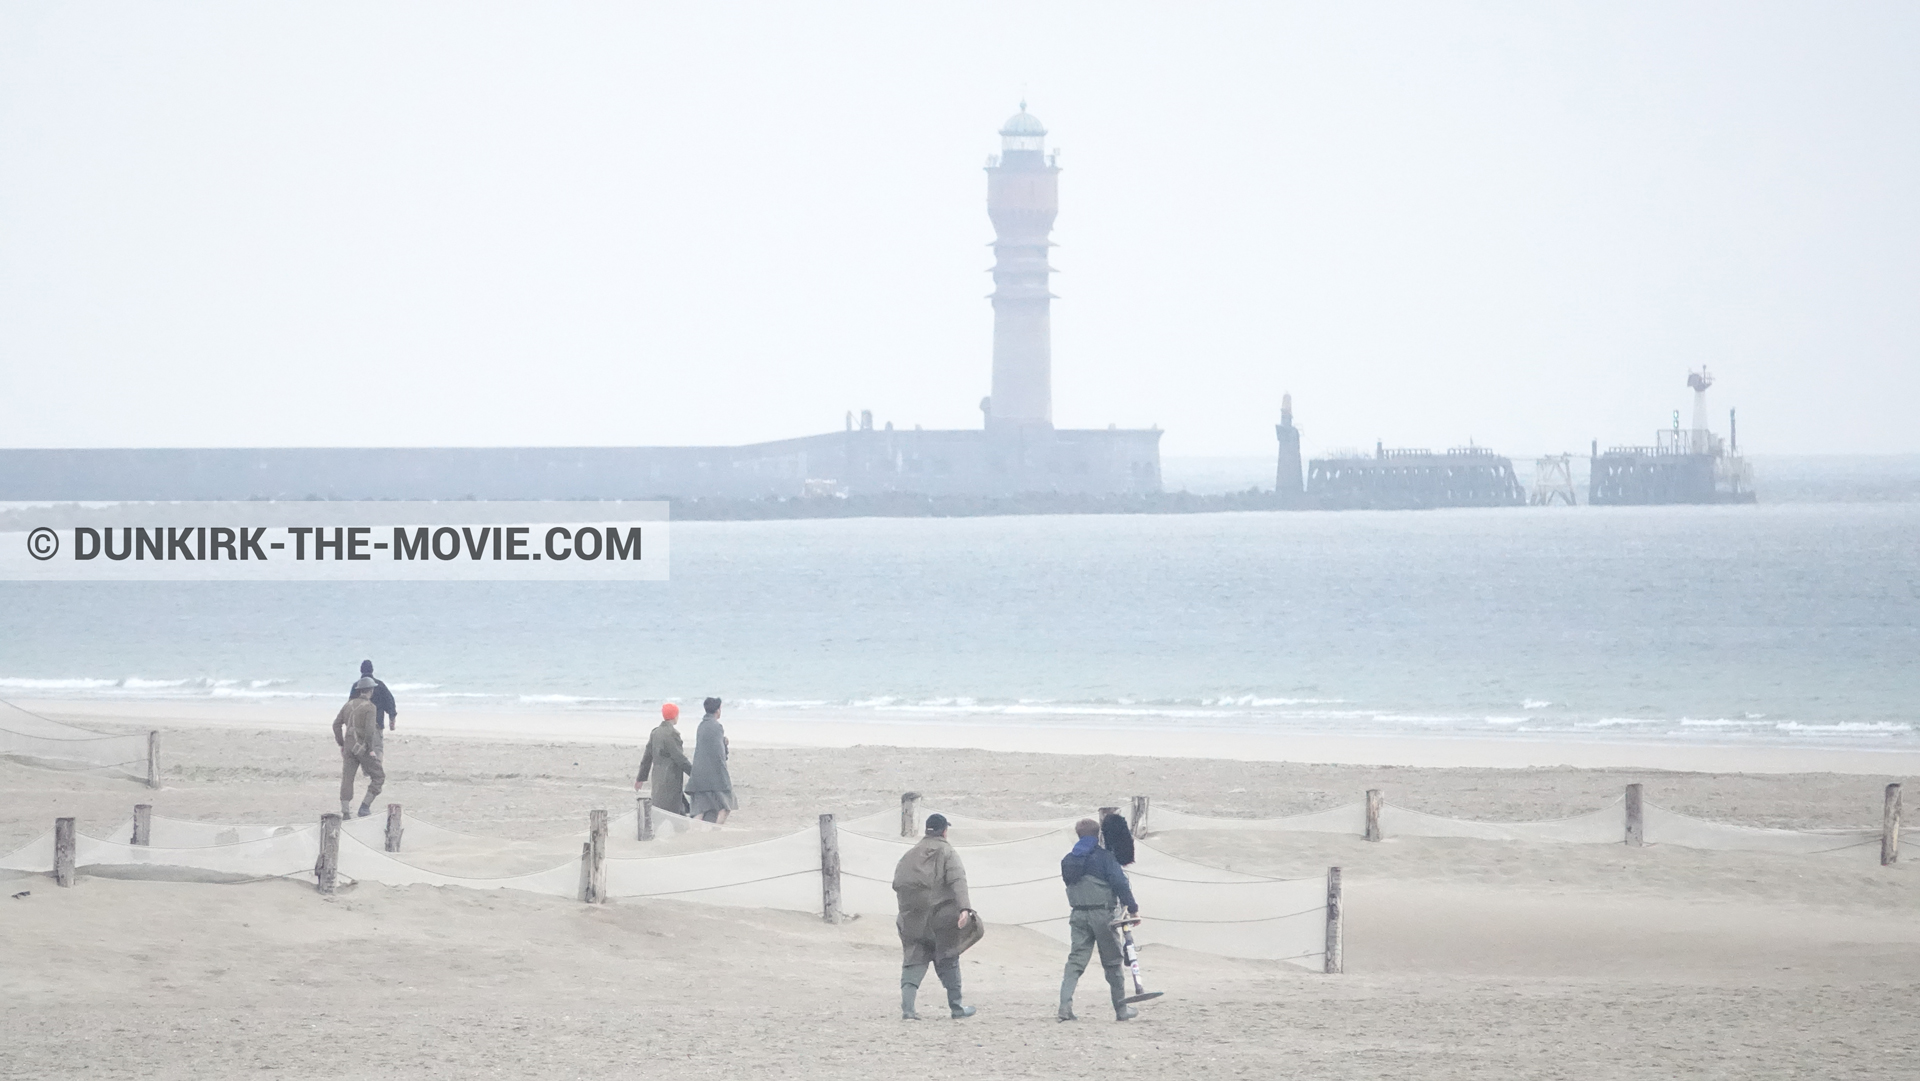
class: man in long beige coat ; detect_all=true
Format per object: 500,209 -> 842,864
332,678 -> 384,819
891,813 -> 975,1020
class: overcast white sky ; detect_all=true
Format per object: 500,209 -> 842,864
2,3 -> 1915,457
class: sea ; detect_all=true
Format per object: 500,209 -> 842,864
3,493 -> 1917,751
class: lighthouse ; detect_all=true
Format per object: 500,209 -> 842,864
1275,393 -> 1303,502
5,101 -> 1164,504
984,103 -> 1059,430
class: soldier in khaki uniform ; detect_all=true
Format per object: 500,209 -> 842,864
332,677 -> 385,818
891,814 -> 977,1019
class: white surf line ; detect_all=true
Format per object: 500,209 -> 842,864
16,698 -> 1920,775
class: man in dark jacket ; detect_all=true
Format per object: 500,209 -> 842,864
353,660 -> 399,731
1058,817 -> 1140,1022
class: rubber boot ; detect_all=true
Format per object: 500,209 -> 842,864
357,801 -> 373,818
340,800 -> 352,819
1057,967 -> 1081,1021
1107,964 -> 1134,1020
900,963 -> 926,1020
937,957 -> 973,1019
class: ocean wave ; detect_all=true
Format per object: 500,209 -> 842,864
3,675 -> 1915,747
0,674 -> 432,703
1773,721 -> 1911,733
998,703 -> 1236,719
207,686 -> 325,700
1201,695 -> 1347,707
1370,712 -> 1479,727
733,695 -> 1353,716
1,675 -> 259,695
868,700 -> 1238,720
0,677 -> 124,690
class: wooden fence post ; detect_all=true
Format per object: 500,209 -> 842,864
1131,795 -> 1151,839
132,804 -> 152,846
577,842 -> 592,902
1323,866 -> 1343,975
384,804 -> 403,852
316,814 -> 340,895
1364,790 -> 1383,842
588,809 -> 608,904
146,731 -> 160,789
1625,783 -> 1644,847
53,817 -> 75,888
900,792 -> 920,838
638,796 -> 654,841
1883,784 -> 1903,867
819,813 -> 842,924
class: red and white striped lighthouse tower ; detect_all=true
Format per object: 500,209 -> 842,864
983,103 -> 1059,431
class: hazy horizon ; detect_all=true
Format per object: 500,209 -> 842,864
4,3 -> 1917,457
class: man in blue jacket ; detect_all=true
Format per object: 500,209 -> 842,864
1058,818 -> 1141,1022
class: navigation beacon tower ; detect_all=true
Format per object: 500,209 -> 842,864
984,102 -> 1059,431
1275,393 -> 1304,503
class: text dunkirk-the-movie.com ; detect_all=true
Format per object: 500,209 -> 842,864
1,501 -> 668,581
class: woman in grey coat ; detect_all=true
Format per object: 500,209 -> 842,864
686,697 -> 737,824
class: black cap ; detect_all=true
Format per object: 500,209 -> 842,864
925,813 -> 949,834
360,660 -> 374,675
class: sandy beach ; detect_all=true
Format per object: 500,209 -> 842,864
10,5 -> 1920,1079
3,702 -> 1918,1079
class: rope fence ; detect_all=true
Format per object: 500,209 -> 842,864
1,800 -> 1343,970
3,780 -> 1906,976
1137,783 -> 1910,863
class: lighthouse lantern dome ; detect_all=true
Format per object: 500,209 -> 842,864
999,102 -> 1046,152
